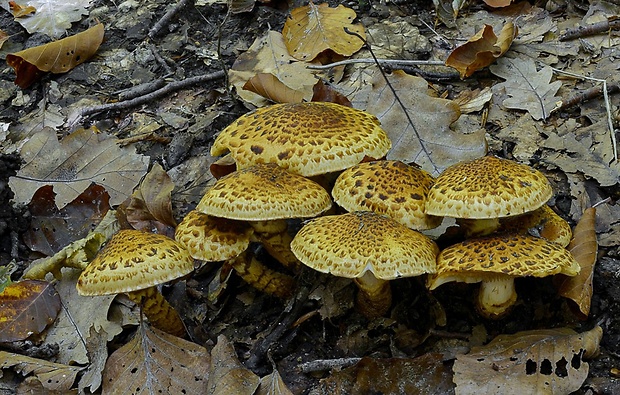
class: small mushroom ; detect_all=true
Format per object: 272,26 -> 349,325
426,156 -> 553,237
175,210 -> 295,298
76,230 -> 194,337
194,163 -> 333,295
291,211 -> 439,318
427,234 -> 580,319
332,160 -> 442,230
210,102 -> 392,177
498,205 -> 572,247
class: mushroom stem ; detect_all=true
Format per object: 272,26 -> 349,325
230,251 -> 295,298
251,220 -> 302,271
477,275 -> 517,319
126,287 -> 186,337
354,271 -> 392,319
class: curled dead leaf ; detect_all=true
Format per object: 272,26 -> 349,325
9,1 -> 36,17
556,207 -> 598,318
243,73 -> 306,104
446,22 -> 517,78
6,23 -> 104,88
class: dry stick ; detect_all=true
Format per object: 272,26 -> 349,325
115,78 -> 167,101
342,27 -> 439,175
307,58 -> 445,70
559,18 -> 620,41
67,71 -> 225,126
297,358 -> 362,373
550,67 -> 618,162
148,0 -> 193,39
553,84 -> 620,113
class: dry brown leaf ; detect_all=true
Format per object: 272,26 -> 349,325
9,1 -> 36,17
453,326 -> 603,395
6,23 -> 104,89
102,322 -> 210,394
256,369 -> 294,395
312,353 -> 454,394
483,0 -> 512,7
126,163 -> 177,236
0,29 -> 9,49
207,335 -> 260,395
282,3 -> 365,61
446,22 -> 517,78
242,73 -> 306,104
0,351 -> 82,392
311,79 -> 352,106
9,126 -> 149,209
556,207 -> 598,318
0,280 -> 60,342
353,70 -> 486,176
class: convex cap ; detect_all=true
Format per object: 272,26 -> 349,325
77,230 -> 194,296
332,160 -> 441,230
196,163 -> 332,221
211,102 -> 392,176
426,156 -> 552,219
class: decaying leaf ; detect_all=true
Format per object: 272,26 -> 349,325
352,70 -> 486,176
242,73 -> 306,104
432,0 -> 467,28
446,22 -> 517,78
257,369 -> 294,395
207,335 -> 260,395
313,353 -> 454,394
102,322 -> 210,394
0,351 -> 83,392
311,79 -> 352,106
453,326 -> 603,395
6,23 -> 104,88
9,126 -> 149,209
483,0 -> 512,7
9,1 -> 36,17
24,184 -> 110,257
556,207 -> 598,318
0,0 -> 94,39
282,3 -> 365,61
229,30 -> 325,107
126,163 -> 177,235
490,57 -> 562,121
0,29 -> 9,49
0,280 -> 61,342
22,209 -> 119,280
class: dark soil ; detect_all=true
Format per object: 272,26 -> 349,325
1,0 -> 619,394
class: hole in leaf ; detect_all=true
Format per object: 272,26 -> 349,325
555,357 -> 568,377
571,351 -> 582,369
540,359 -> 552,375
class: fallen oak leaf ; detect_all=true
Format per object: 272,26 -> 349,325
6,23 -> 104,89
242,72 -> 306,104
0,351 -> 82,392
555,207 -> 598,319
446,22 -> 517,78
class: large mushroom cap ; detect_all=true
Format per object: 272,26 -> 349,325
426,156 -> 553,219
175,210 -> 253,261
428,233 -> 580,290
210,102 -> 392,177
291,211 -> 439,279
196,163 -> 332,221
77,230 -> 194,296
332,160 -> 441,230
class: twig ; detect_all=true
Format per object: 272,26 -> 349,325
148,43 -> 174,75
148,0 -> 193,39
307,58 -> 445,70
67,71 -> 225,127
559,17 -> 620,41
549,67 -> 618,162
297,357 -> 362,373
115,78 -> 167,101
552,83 -> 620,113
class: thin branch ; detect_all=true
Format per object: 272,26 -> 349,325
559,17 -> 620,41
307,58 -> 445,70
148,0 -> 193,39
67,71 -> 226,127
297,358 -> 362,373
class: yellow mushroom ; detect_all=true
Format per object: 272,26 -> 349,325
498,205 -> 572,247
210,102 -> 392,177
332,160 -> 442,230
76,230 -> 194,337
291,211 -> 439,319
427,234 -> 580,319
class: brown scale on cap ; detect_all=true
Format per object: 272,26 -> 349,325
291,211 -> 438,318
77,230 -> 194,296
428,233 -> 580,319
332,160 -> 442,230
175,210 -> 253,262
196,163 -> 332,221
211,102 -> 392,177
426,156 -> 553,219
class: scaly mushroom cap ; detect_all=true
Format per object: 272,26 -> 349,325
291,211 -> 439,280
175,210 -> 253,261
77,230 -> 194,296
332,160 -> 442,230
196,163 -> 332,221
426,156 -> 553,219
427,233 -> 580,290
210,102 -> 392,176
